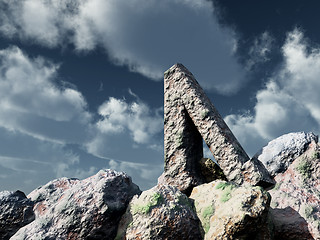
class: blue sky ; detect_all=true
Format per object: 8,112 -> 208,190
1,0 -> 320,193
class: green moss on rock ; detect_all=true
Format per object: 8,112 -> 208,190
132,192 -> 163,214
202,205 -> 215,233
296,159 -> 312,179
216,182 -> 235,203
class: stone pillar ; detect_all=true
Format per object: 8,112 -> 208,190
159,64 -> 274,193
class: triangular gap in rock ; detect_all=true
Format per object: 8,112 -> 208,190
203,139 -> 218,165
200,139 -> 227,182
183,108 -> 226,182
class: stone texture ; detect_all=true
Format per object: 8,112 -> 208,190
11,169 -> 141,240
268,141 -> 320,239
254,132 -> 318,176
0,190 -> 34,240
190,180 -> 271,240
160,63 -> 274,194
116,184 -> 202,240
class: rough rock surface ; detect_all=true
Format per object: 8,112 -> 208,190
0,191 -> 34,240
198,158 -> 227,182
254,132 -> 318,176
190,180 -> 271,240
116,184 -> 202,240
160,63 -> 274,194
268,142 -> 320,239
11,169 -> 141,240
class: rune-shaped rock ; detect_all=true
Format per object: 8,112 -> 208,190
159,63 -> 274,194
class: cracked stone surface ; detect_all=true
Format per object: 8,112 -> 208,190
159,63 -> 274,193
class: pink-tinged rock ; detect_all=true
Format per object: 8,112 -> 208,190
11,169 -> 141,240
160,63 -> 274,194
0,190 -> 34,240
116,184 -> 202,240
268,142 -> 320,239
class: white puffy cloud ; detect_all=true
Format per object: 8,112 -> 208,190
0,46 -> 103,192
0,46 -> 91,143
225,29 -> 320,156
96,97 -> 163,144
85,96 -> 164,188
0,0 -> 245,94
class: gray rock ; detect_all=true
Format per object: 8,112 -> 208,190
190,180 -> 271,240
11,169 -> 141,240
254,132 -> 318,176
160,63 -> 274,194
116,184 -> 202,240
268,141 -> 320,239
0,190 -> 34,240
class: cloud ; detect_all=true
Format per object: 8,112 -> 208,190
0,46 -> 103,192
247,31 -> 274,70
0,126 -> 85,193
0,46 -> 91,143
0,46 -> 164,192
96,96 -> 163,144
0,0 -> 245,94
225,29 -> 320,156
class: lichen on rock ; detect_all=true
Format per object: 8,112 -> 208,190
190,180 -> 271,240
116,184 -> 202,240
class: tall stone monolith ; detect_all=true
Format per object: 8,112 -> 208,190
158,63 -> 274,194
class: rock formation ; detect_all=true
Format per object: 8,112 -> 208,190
10,169 -> 140,240
1,64 -> 319,239
159,63 -> 274,194
0,191 -> 34,240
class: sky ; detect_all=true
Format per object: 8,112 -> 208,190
1,0 -> 320,194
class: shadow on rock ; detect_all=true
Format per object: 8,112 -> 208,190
271,207 -> 314,240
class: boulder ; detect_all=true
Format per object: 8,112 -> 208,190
116,184 -> 202,240
0,190 -> 34,240
254,132 -> 318,176
190,180 -> 271,240
268,142 -> 320,239
11,169 -> 141,240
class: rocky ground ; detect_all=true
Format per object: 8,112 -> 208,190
0,131 -> 319,239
